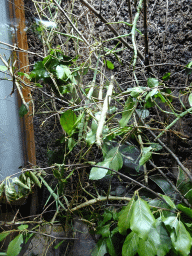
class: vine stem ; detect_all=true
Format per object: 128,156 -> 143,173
71,195 -> 131,212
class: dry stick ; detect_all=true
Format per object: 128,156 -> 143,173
53,0 -> 89,46
96,75 -> 114,147
126,0 -> 132,23
0,41 -> 43,58
143,0 -> 150,73
71,195 -> 131,212
139,118 -> 192,182
79,0 -> 144,61
131,0 -> 148,183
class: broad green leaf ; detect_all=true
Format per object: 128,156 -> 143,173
188,93 -> 192,107
149,143 -> 163,151
0,231 -> 11,242
171,221 -> 192,256
143,146 -> 152,154
163,216 -> 178,233
147,78 -> 159,88
139,152 -> 152,166
147,219 -> 171,256
130,197 -> 156,240
177,167 -> 192,195
137,238 -> 157,256
56,65 -> 72,81
105,147 -> 123,172
145,88 -> 158,101
160,194 -> 176,209
0,65 -> 8,71
177,204 -> 192,219
162,73 -> 171,81
99,210 -> 113,227
89,161 -> 110,180
60,110 -> 77,136
106,60 -> 114,70
92,238 -> 107,256
130,87 -> 144,97
119,97 -> 136,127
122,231 -> 139,256
106,237 -> 116,256
96,224 -> 110,238
12,177 -> 29,190
7,233 -> 23,256
17,225 -> 28,231
118,197 -> 135,234
19,104 -> 28,117
150,175 -> 175,196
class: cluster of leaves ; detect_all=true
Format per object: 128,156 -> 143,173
0,224 -> 32,256
0,170 -> 42,203
93,191 -> 192,256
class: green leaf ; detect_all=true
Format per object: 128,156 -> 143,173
0,231 -> 11,242
60,110 -> 77,136
150,175 -> 175,196
130,197 -> 156,240
139,151 -> 152,166
118,197 -> 135,234
56,65 -> 72,80
106,60 -> 114,70
19,104 -> 28,117
163,216 -> 179,232
160,195 -> 176,209
105,147 -> 123,172
28,171 -> 41,188
92,238 -> 107,256
188,93 -> 192,107
12,177 -> 29,190
171,221 -> 192,256
0,65 -> 8,71
145,88 -> 158,101
137,238 -> 157,256
177,204 -> 192,219
162,73 -> 171,81
122,232 -> 139,256
147,78 -> 159,88
130,87 -> 144,97
99,210 -> 113,226
149,143 -> 163,151
7,233 -> 23,256
119,97 -> 136,128
17,225 -> 28,231
89,147 -> 123,180
54,240 -> 64,249
106,237 -> 116,256
96,224 -> 110,238
147,218 -> 171,256
89,161 -> 110,180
